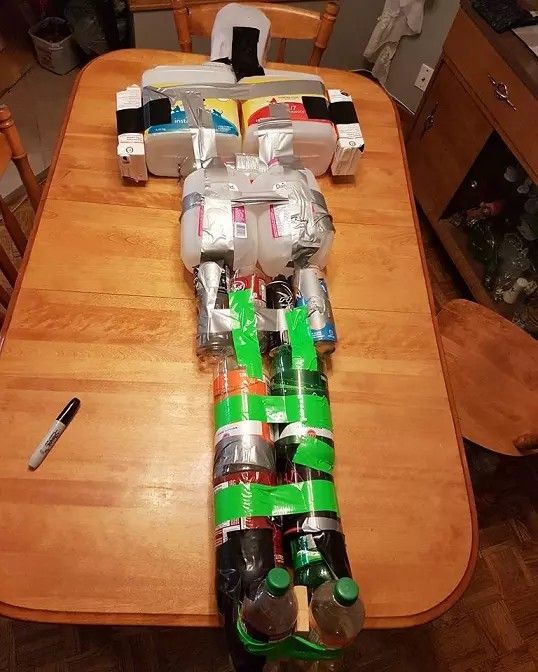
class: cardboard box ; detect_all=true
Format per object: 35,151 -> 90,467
328,89 -> 365,177
116,85 -> 148,183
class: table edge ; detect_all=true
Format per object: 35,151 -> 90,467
0,50 -> 478,628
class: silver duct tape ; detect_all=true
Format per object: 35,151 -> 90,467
235,153 -> 266,179
293,267 -> 334,333
203,307 -> 289,334
270,164 -> 334,267
182,188 -> 288,214
269,102 -> 290,120
232,190 -> 288,204
182,191 -> 203,213
213,435 -> 275,479
297,516 -> 343,534
178,90 -> 204,128
145,79 -> 326,102
201,195 -> 233,263
207,308 -> 238,334
177,91 -> 217,169
201,163 -> 234,265
194,261 -> 222,337
258,115 -> 294,166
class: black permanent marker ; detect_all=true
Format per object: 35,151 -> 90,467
28,398 -> 80,470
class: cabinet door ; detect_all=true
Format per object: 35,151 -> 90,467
406,60 -> 491,223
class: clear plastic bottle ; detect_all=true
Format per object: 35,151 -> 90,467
309,578 -> 365,650
241,567 -> 298,641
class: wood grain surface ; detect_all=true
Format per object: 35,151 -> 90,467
0,50 -> 476,628
439,299 -> 538,457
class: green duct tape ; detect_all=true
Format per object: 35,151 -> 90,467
229,289 -> 263,380
286,307 -> 318,372
236,617 -> 340,661
293,435 -> 335,474
214,479 -> 339,526
214,394 -> 333,430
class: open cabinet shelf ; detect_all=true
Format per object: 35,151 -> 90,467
431,218 -> 515,319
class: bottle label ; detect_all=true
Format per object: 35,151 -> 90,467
147,95 -> 240,136
241,78 -> 331,127
277,423 -> 333,443
231,273 -> 267,304
214,470 -> 279,548
214,420 -> 271,446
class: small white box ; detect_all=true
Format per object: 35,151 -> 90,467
328,89 -> 364,177
116,86 -> 148,183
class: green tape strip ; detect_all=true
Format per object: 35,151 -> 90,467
214,394 -> 333,430
214,479 -> 339,526
236,618 -> 340,660
286,306 -> 318,372
229,289 -> 263,380
293,436 -> 335,474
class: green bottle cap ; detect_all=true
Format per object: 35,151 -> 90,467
266,568 -> 291,597
334,577 -> 359,606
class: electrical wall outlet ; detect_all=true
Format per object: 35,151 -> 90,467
414,63 -> 434,92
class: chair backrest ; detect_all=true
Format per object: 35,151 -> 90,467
0,104 -> 42,322
438,299 -> 538,456
171,0 -> 340,66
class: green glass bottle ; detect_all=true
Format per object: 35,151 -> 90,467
291,534 -> 333,591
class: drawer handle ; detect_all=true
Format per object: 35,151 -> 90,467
420,101 -> 439,139
488,75 -> 517,110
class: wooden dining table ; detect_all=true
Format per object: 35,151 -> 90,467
0,50 -> 476,628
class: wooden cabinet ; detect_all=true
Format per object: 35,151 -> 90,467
406,1 -> 538,315
406,61 -> 491,223
444,10 -> 538,178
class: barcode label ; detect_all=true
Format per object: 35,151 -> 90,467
233,205 -> 247,238
234,222 -> 247,238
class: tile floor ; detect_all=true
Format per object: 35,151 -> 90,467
1,61 -> 78,198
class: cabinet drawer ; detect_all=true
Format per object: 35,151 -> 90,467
444,10 -> 538,180
406,61 -> 491,223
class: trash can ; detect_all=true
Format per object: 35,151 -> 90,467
29,17 -> 79,75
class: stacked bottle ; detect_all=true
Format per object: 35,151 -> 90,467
213,354 -> 283,615
269,344 -> 353,593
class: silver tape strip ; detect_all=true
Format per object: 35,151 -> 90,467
182,188 -> 288,213
258,118 -> 294,166
235,154 -> 265,178
297,517 -> 343,534
207,308 -> 237,334
147,79 -> 325,101
269,162 -> 334,266
200,162 -> 234,265
232,191 -> 288,204
195,261 -> 222,337
213,436 -> 275,479
178,91 -> 217,169
204,308 -> 289,334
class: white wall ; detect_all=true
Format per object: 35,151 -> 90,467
132,0 -> 459,111
384,0 -> 459,111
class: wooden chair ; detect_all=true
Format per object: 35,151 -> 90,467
438,299 -> 538,456
0,104 -> 42,323
171,0 -> 340,66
